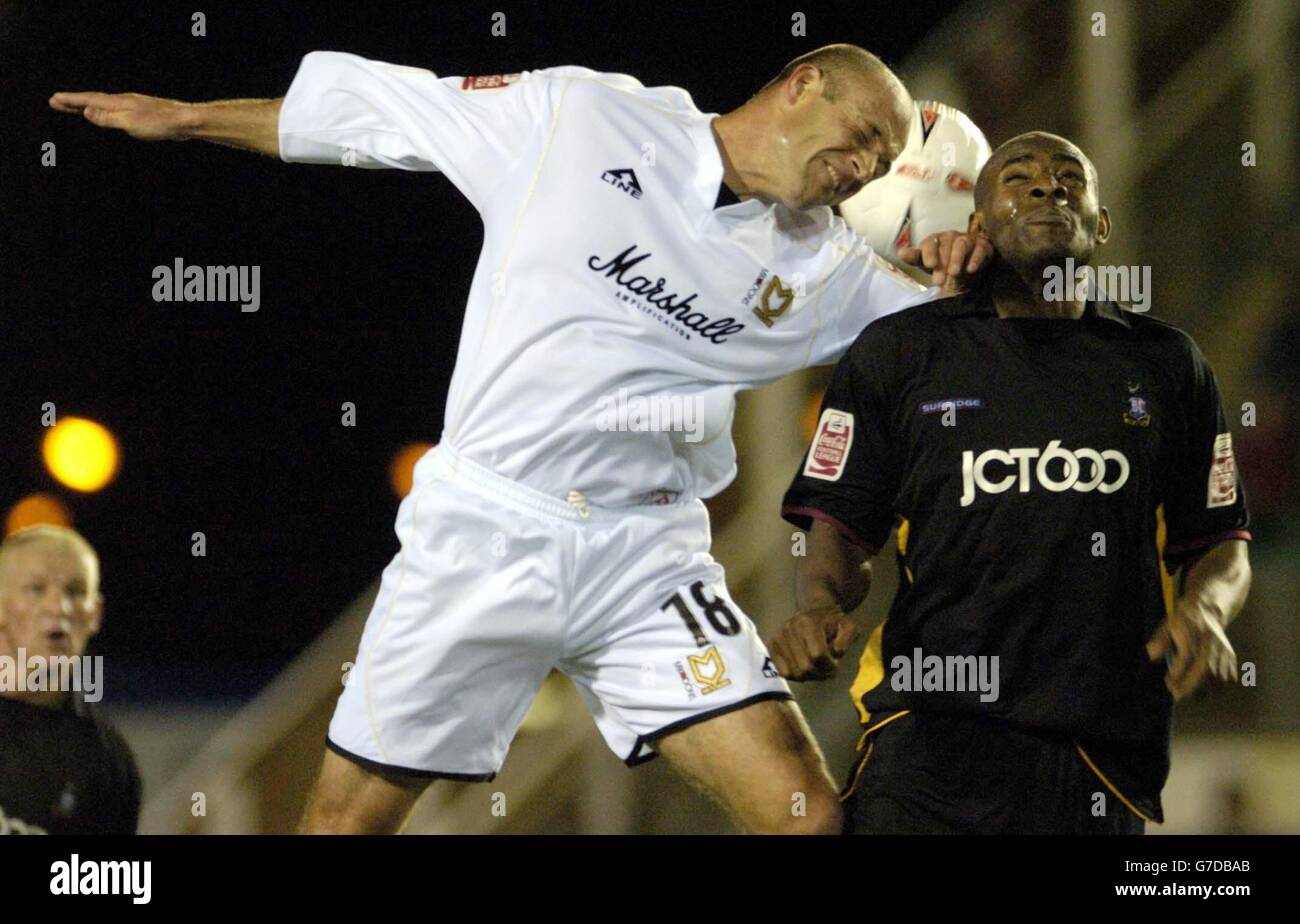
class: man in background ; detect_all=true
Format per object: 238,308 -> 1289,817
0,526 -> 141,834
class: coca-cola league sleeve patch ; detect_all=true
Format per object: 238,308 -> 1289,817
1162,333 -> 1251,565
1207,432 -> 1238,508
782,333 -> 902,554
803,409 -> 855,481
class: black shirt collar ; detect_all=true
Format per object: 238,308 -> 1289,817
0,690 -> 85,718
948,289 -> 1132,328
1088,298 -> 1134,327
714,181 -> 741,209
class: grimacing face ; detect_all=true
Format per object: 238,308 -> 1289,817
772,65 -> 910,211
0,540 -> 101,661
972,134 -> 1110,268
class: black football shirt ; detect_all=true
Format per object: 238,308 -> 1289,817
782,292 -> 1251,820
0,693 -> 141,834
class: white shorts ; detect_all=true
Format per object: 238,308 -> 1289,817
327,443 -> 791,780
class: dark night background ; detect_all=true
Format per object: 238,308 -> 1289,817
2,0 -> 958,701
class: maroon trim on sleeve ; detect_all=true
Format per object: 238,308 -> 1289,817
781,505 -> 881,555
1164,530 -> 1252,562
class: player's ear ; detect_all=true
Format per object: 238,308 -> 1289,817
86,593 -> 103,637
1094,205 -> 1111,245
786,63 -> 822,106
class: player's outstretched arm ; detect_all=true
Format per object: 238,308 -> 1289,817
769,520 -> 872,682
49,92 -> 283,158
1146,539 -> 1252,701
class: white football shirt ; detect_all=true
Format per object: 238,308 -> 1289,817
279,52 -> 933,506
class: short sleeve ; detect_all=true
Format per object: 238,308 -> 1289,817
1162,336 -> 1251,567
809,245 -> 935,366
278,51 -> 547,210
782,328 -> 901,553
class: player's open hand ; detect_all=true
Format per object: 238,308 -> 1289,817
768,606 -> 858,682
898,230 -> 993,296
49,91 -> 190,141
1145,600 -> 1237,701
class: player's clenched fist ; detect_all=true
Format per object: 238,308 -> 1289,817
49,92 -> 191,141
1146,599 -> 1238,702
768,606 -> 859,682
898,229 -> 993,296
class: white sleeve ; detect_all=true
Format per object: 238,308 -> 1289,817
277,51 -> 548,209
809,245 -> 938,366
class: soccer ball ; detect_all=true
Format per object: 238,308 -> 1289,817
838,100 -> 991,283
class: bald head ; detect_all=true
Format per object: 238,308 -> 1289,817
715,43 -> 911,211
969,130 -> 1110,273
0,526 -> 100,596
975,131 -> 1099,212
762,44 -> 907,106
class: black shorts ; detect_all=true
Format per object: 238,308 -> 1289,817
841,712 -> 1146,835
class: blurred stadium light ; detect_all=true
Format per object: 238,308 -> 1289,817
42,416 -> 119,492
388,442 -> 435,498
4,493 -> 72,536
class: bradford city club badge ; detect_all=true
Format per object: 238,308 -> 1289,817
1124,394 -> 1151,427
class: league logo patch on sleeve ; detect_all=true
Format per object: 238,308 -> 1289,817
804,409 -> 854,481
460,74 -> 520,91
1207,432 -> 1238,508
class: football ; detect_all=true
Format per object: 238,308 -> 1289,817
839,100 -> 992,283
